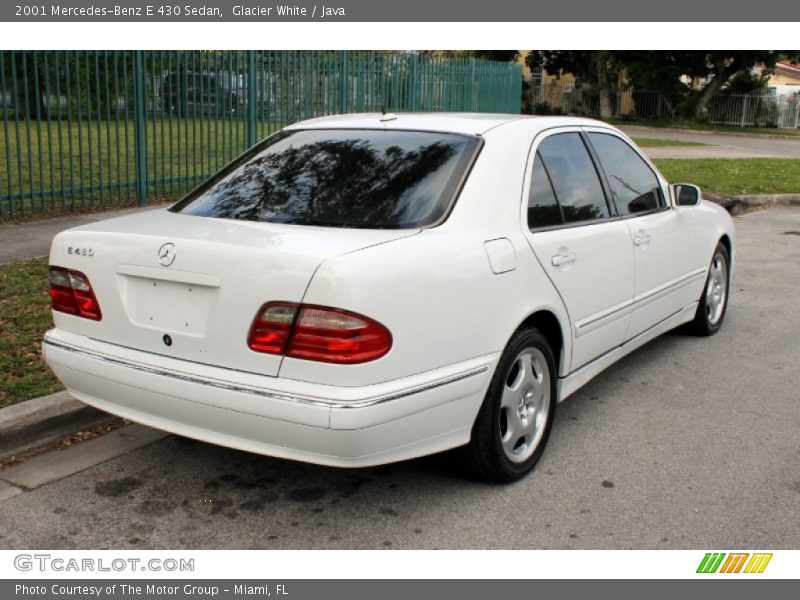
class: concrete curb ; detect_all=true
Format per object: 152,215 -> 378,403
0,424 -> 167,496
0,391 -> 117,463
705,193 -> 800,215
734,194 -> 800,213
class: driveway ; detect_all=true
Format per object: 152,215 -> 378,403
1,208 -> 799,550
620,125 -> 800,159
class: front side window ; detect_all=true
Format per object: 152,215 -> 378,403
587,133 -> 665,216
536,133 -> 610,224
172,129 -> 481,229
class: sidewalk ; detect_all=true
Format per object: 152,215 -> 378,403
620,124 -> 800,159
0,205 -> 163,265
641,145 -> 790,159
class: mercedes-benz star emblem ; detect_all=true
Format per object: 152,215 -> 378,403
157,242 -> 176,267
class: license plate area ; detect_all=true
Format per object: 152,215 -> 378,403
120,275 -> 217,337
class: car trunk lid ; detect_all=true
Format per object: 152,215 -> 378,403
50,208 -> 418,376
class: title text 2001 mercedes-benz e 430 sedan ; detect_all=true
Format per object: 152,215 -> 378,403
43,113 -> 733,481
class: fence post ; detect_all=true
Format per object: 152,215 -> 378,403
132,50 -> 148,206
795,96 -> 800,128
469,58 -> 477,111
507,64 -> 513,113
741,95 -> 748,128
246,50 -> 257,147
409,53 -> 419,112
339,50 -> 349,114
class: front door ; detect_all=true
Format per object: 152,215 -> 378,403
583,130 -> 705,338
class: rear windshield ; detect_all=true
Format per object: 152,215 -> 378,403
171,128 -> 481,228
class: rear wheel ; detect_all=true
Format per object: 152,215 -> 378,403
461,328 -> 557,482
687,242 -> 730,336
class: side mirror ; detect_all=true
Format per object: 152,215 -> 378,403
672,183 -> 701,207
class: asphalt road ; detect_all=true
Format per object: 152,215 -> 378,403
621,125 -> 800,159
1,208 -> 799,550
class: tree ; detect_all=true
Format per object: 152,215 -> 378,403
430,50 -> 520,62
626,51 -> 796,120
526,51 -> 621,118
687,52 -> 770,120
613,51 -> 692,118
527,51 -> 800,121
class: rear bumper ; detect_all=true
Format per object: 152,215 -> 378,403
43,329 -> 496,467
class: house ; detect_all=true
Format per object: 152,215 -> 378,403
767,61 -> 800,95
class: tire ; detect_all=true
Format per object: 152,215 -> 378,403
686,242 -> 730,336
460,327 -> 557,483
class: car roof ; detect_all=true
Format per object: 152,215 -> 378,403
285,113 -> 609,136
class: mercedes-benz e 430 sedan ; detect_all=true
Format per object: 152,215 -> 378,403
44,113 -> 733,481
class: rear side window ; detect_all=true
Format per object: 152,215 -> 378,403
171,129 -> 480,229
536,133 -> 610,224
587,133 -> 665,216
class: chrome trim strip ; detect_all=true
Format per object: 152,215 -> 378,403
575,297 -> 633,331
340,366 -> 490,408
558,303 -> 695,402
576,267 -> 707,332
43,338 -> 489,410
632,267 -> 707,307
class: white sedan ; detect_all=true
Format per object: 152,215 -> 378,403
43,113 -> 733,482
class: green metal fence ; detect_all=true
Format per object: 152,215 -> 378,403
0,50 -> 522,218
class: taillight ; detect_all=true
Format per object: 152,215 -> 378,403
248,303 -> 392,364
49,267 -> 102,321
288,305 -> 392,364
247,302 -> 298,354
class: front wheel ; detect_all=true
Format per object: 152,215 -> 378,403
687,242 -> 730,336
460,328 -> 557,482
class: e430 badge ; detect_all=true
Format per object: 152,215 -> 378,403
67,246 -> 94,257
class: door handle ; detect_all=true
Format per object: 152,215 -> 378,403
551,252 -> 577,266
633,234 -> 651,246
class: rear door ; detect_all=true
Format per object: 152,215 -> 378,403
521,130 -> 635,372
583,130 -> 705,339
